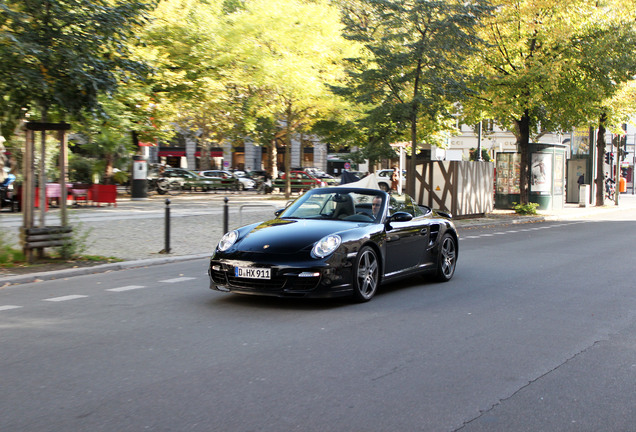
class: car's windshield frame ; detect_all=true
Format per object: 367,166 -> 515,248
279,188 -> 386,223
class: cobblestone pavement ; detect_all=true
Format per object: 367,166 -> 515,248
0,192 -> 291,261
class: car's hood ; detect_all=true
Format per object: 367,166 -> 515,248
236,218 -> 360,254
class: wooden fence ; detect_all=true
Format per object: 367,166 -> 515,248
413,161 -> 494,217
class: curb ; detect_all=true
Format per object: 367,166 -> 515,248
0,253 -> 210,287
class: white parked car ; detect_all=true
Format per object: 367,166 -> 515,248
376,169 -> 406,192
199,170 -> 256,190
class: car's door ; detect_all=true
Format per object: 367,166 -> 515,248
383,196 -> 431,276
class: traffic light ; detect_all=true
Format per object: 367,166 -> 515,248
605,152 -> 610,164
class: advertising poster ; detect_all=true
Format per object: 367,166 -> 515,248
531,153 -> 551,192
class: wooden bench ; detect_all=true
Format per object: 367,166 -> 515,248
20,226 -> 74,262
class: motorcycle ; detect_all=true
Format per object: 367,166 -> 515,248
0,173 -> 17,212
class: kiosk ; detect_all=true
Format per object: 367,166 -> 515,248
495,143 -> 567,210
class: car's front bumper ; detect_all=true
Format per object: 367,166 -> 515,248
208,256 -> 354,298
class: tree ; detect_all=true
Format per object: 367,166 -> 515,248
464,0 -> 636,205
340,0 -> 492,196
221,0 -> 358,197
0,0 -> 157,123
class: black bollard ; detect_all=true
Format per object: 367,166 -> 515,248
223,196 -> 229,234
164,198 -> 171,254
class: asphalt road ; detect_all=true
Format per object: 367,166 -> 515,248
2,209 -> 636,431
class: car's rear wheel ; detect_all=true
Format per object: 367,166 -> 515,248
167,181 -> 181,195
379,183 -> 390,192
352,246 -> 379,302
435,233 -> 457,282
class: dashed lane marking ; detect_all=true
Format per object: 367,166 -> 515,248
43,295 -> 89,302
1,276 -> 199,315
159,277 -> 196,283
106,285 -> 147,292
461,221 -> 590,240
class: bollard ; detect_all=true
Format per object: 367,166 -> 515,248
223,197 -> 229,234
163,198 -> 171,254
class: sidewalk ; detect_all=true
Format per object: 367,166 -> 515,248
2,192 -> 635,286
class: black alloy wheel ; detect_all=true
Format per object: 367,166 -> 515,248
352,246 -> 380,302
435,233 -> 457,282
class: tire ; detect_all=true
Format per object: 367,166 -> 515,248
238,182 -> 245,191
155,179 -> 169,195
435,233 -> 457,282
379,183 -> 390,192
352,246 -> 380,302
168,181 -> 181,195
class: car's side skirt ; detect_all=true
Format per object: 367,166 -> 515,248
382,262 -> 435,281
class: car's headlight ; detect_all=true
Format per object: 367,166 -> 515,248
218,230 -> 239,251
312,234 -> 341,258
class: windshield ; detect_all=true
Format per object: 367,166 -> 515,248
280,189 -> 385,223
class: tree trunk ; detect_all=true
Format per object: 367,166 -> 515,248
104,154 -> 114,184
407,116 -> 417,197
267,140 -> 277,179
200,140 -> 211,171
595,113 -> 607,206
515,111 -> 531,205
284,103 -> 293,199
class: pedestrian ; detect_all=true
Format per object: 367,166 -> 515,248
391,166 -> 399,191
372,195 -> 383,218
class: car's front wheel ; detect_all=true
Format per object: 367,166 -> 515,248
352,246 -> 380,302
435,233 -> 457,282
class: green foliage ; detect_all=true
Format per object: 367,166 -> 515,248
68,156 -> 95,183
512,202 -> 539,215
0,0 -> 157,121
56,223 -> 94,260
0,231 -> 24,265
339,0 -> 493,194
112,170 -> 130,185
469,148 -> 491,162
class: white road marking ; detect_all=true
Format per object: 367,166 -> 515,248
107,285 -> 147,292
462,221 -> 591,240
0,305 -> 22,311
159,277 -> 196,283
43,295 -> 88,302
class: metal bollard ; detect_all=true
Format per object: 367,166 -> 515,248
223,196 -> 229,234
162,198 -> 171,254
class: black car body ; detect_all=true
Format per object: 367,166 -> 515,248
208,187 -> 458,302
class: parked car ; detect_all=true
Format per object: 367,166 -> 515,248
302,167 -> 339,186
377,169 -> 406,192
279,170 -> 325,187
199,170 -> 255,190
208,187 -> 458,302
149,167 -> 219,193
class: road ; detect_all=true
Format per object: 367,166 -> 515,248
2,209 -> 636,431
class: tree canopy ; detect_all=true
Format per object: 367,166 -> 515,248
0,0 -> 157,125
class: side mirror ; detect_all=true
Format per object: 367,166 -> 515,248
274,209 -> 284,217
386,211 -> 413,223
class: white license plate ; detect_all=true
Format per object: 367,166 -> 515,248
235,267 -> 271,279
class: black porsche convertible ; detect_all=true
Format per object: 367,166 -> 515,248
208,187 -> 458,302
